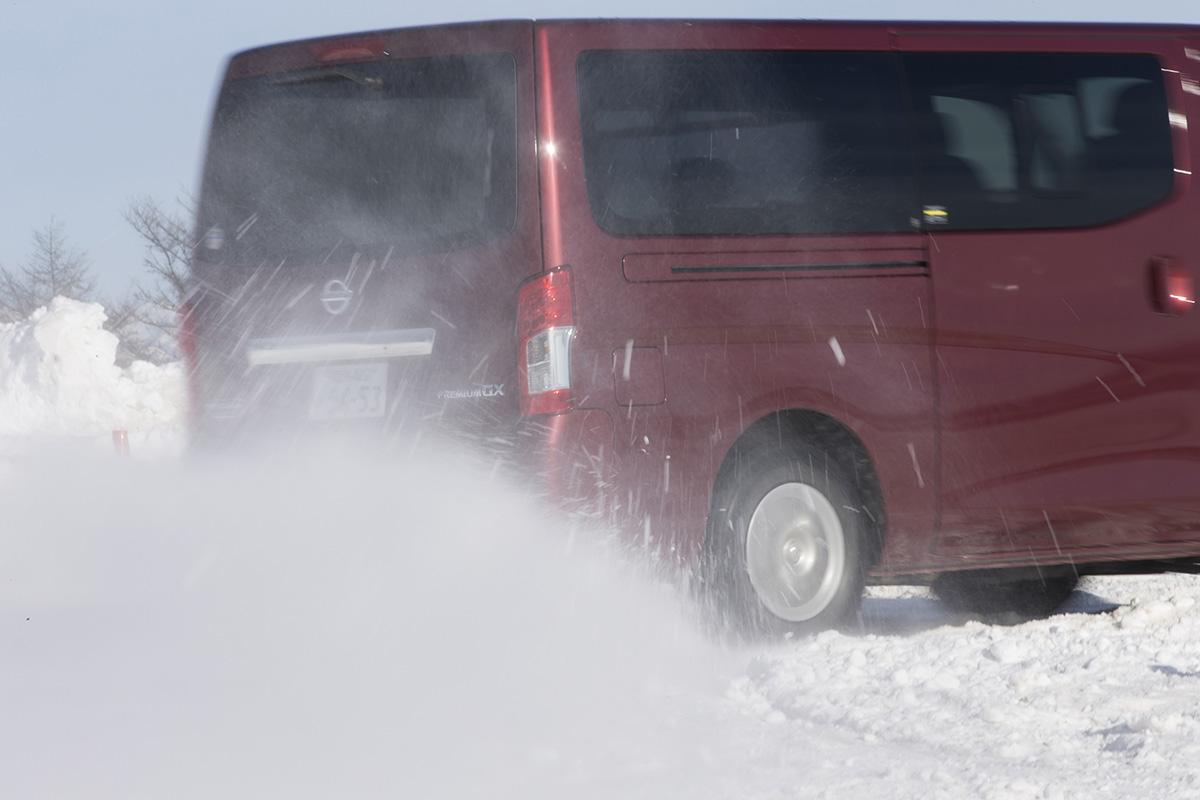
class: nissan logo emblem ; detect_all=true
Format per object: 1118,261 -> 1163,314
320,279 -> 353,316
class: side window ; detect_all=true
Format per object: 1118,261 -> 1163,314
931,96 -> 1017,192
905,53 -> 1174,230
576,51 -> 915,236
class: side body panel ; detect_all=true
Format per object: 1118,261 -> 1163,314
535,21 -> 937,568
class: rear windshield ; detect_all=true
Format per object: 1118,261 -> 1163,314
197,53 -> 516,264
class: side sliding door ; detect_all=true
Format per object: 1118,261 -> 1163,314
896,29 -> 1200,564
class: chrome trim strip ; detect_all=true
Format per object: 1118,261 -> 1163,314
246,328 -> 436,366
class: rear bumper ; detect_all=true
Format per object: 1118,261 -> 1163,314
188,399 -> 617,520
514,408 -> 615,515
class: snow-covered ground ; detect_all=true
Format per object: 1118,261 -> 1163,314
3,299 -> 1200,799
733,578 -> 1200,799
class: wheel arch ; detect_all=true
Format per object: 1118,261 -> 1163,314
708,408 -> 886,568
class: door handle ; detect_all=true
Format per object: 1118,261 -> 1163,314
1151,256 -> 1195,316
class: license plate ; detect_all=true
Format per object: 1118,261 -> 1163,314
309,363 -> 388,421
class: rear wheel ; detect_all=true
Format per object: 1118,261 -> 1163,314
703,440 -> 870,639
932,570 -> 1078,621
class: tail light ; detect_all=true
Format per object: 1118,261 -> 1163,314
178,298 -> 202,428
517,267 -> 575,416
1151,256 -> 1195,316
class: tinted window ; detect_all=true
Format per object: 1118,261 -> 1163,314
905,53 -> 1174,230
577,51 -> 915,236
198,54 -> 516,264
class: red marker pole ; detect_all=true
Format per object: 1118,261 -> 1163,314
112,429 -> 130,457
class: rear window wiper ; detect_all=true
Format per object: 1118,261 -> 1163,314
271,67 -> 383,89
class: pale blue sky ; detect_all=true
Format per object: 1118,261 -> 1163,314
2,0 -> 1197,296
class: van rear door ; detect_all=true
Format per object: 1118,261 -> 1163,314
189,22 -> 539,443
897,28 -> 1200,560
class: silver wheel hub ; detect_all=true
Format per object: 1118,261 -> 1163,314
746,482 -> 846,622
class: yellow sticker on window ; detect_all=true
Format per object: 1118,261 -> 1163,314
923,205 -> 949,225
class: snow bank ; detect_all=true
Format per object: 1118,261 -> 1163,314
0,297 -> 183,452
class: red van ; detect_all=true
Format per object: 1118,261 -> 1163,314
184,19 -> 1200,636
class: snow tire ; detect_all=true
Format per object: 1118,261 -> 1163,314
702,438 -> 869,640
932,570 -> 1079,622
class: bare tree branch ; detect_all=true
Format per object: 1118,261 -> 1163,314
0,217 -> 95,322
104,195 -> 196,363
124,195 -> 194,315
